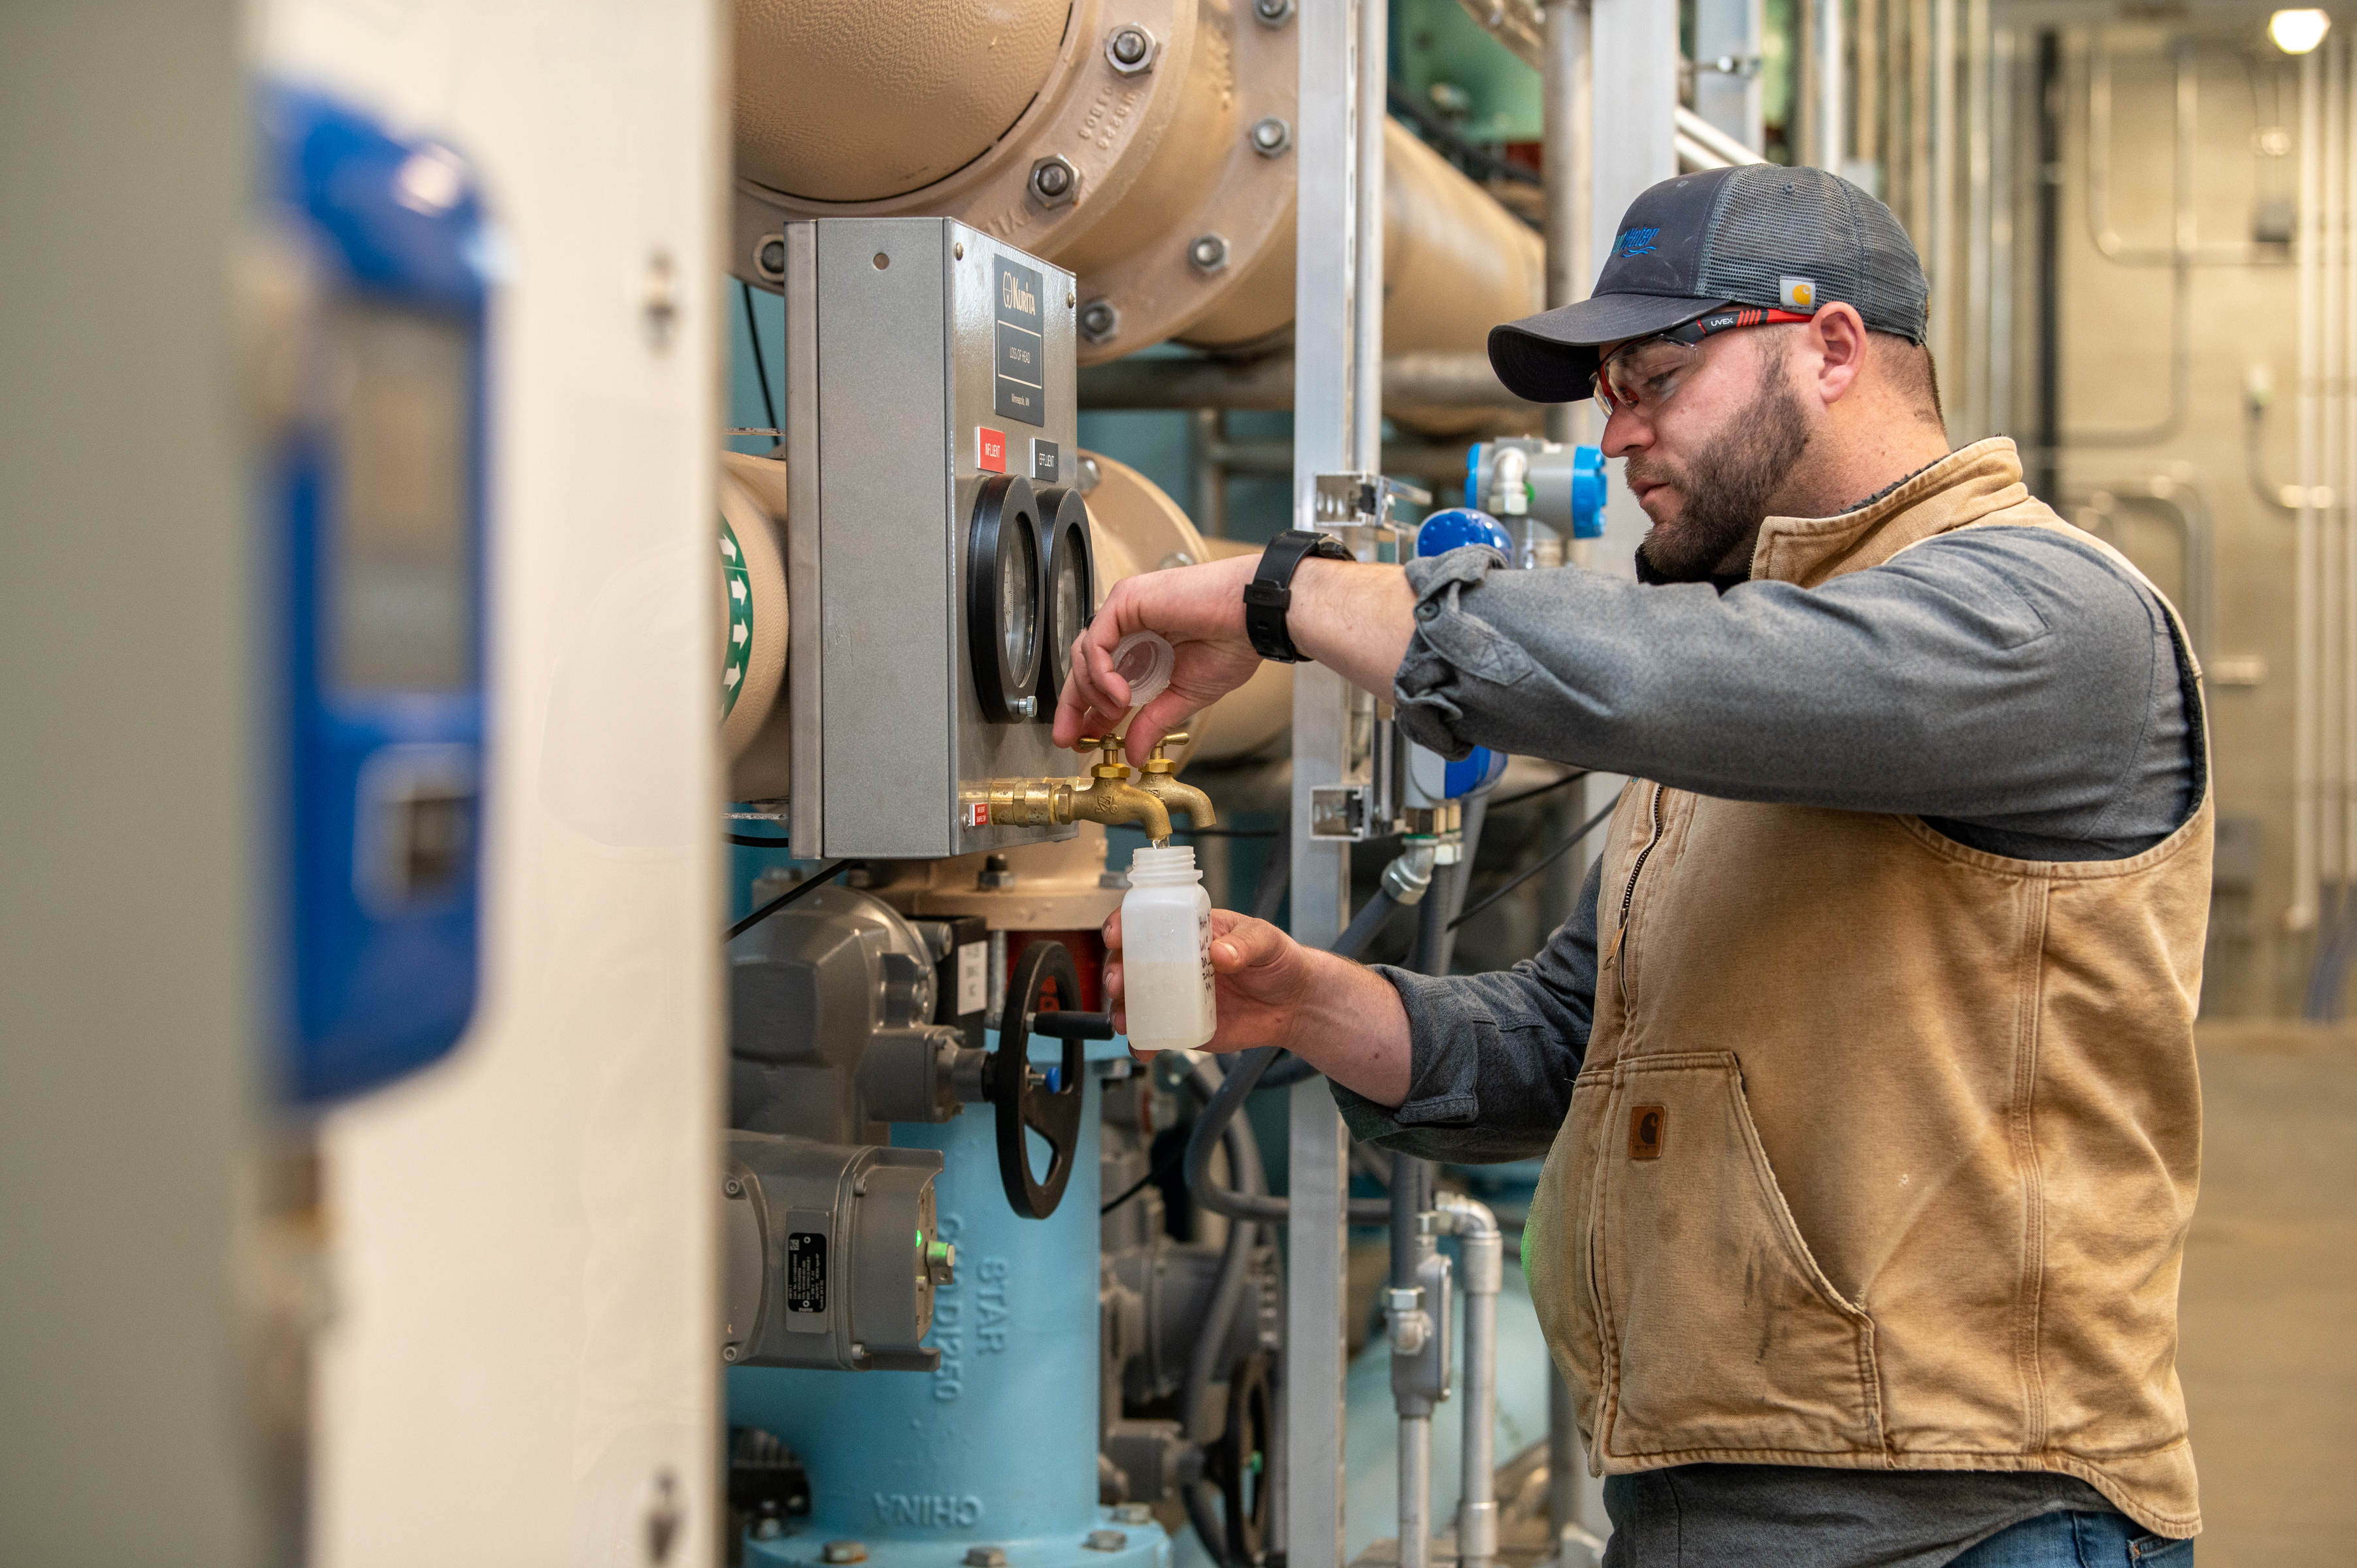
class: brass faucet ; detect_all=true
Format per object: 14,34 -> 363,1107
1133,731 -> 1216,832
987,734 -> 1174,842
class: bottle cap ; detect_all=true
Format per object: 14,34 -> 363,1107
1110,630 -> 1174,711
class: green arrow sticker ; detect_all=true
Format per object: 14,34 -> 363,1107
721,516 -> 753,719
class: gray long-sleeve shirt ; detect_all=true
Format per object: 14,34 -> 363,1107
1332,525 -> 2201,1568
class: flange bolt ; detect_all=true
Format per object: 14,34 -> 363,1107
1250,116 -> 1293,156
1188,234 -> 1230,274
1078,299 -> 1121,344
1030,155 -> 1079,208
1105,24 -> 1160,74
823,1544 -> 868,1565
964,1550 -> 1008,1567
1253,0 -> 1297,24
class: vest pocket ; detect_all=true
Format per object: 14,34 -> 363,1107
1590,1052 -> 1887,1461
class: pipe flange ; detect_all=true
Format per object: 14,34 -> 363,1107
1104,23 -> 1161,76
1249,116 -> 1293,157
1251,0 -> 1296,25
1029,154 -> 1080,208
1187,233 -> 1230,274
1078,297 -> 1122,344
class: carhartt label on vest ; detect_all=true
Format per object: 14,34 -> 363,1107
1628,1104 -> 1666,1160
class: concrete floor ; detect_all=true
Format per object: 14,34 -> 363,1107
2175,1022 -> 2357,1565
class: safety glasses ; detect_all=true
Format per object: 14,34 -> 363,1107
1591,306 -> 1817,418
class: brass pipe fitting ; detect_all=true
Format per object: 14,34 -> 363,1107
1134,730 -> 1217,831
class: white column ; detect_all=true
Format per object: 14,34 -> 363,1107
259,1 -> 727,1561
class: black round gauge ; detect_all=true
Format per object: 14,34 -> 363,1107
966,475 -> 1045,723
1034,486 -> 1094,721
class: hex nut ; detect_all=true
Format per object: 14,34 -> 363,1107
964,1550 -> 1008,1568
823,1544 -> 868,1565
1030,155 -> 1080,208
1252,0 -> 1296,24
1112,1503 -> 1155,1525
1249,116 -> 1294,157
754,234 -> 785,282
1187,234 -> 1230,274
1086,1530 -> 1130,1552
1078,298 -> 1121,344
1104,24 -> 1160,74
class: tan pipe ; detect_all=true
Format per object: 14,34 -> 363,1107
729,0 -> 1542,404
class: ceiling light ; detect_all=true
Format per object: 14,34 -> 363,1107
2271,8 -> 2332,55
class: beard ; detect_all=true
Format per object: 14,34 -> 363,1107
1628,361 -> 1813,585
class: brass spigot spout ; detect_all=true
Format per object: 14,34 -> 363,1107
1135,730 -> 1217,830
1067,774 -> 1174,841
985,734 -> 1174,842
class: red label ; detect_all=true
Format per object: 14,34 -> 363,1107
966,802 -> 990,828
977,427 -> 1007,473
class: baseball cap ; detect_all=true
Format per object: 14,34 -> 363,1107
1488,164 -> 1930,402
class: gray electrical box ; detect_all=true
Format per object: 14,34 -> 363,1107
784,218 -> 1089,859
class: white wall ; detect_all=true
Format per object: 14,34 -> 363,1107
254,3 -> 727,1562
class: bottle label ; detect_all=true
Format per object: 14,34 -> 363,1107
1198,909 -> 1214,994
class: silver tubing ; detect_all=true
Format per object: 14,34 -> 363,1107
1396,1415 -> 1433,1568
1436,1194 -> 1502,1568
1541,0 -> 1592,450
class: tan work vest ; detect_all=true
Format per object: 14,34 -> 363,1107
1523,438 -> 2211,1538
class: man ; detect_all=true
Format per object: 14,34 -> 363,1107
1057,166 -> 2206,1567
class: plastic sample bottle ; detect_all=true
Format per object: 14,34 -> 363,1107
1121,845 -> 1216,1052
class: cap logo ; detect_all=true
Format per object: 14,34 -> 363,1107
1617,227 -> 1661,258
1779,276 -> 1817,310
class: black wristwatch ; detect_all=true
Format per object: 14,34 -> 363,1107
1244,530 -> 1353,663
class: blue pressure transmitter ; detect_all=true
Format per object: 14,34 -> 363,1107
259,85 -> 489,1104
1406,510 -> 1513,806
1464,439 -> 1607,545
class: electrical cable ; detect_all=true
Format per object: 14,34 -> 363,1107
1247,817 -> 1291,924
1183,1047 -> 1391,1226
1100,1139 -> 1188,1216
725,860 -> 849,941
738,279 -> 778,434
1448,797 -> 1617,932
1172,827 -> 1282,838
1330,887 -> 1400,962
1484,768 -> 1591,812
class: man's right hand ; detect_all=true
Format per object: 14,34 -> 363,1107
1100,904 -> 1414,1106
1055,553 -> 1263,764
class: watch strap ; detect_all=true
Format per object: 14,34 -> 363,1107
1245,529 -> 1351,663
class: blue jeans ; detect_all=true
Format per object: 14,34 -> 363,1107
1951,1509 -> 2195,1567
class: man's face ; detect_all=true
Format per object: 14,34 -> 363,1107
1597,327 -> 1813,583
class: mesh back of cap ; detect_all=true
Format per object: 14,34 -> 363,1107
1694,166 -> 1929,342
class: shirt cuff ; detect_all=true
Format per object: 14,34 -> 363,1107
1394,545 -> 1536,757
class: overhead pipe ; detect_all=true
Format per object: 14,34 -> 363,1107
1077,350 -> 1534,413
730,0 -> 1545,425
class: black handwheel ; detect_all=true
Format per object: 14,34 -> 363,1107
1206,1352 -> 1274,1566
987,941 -> 1112,1220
